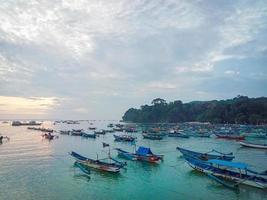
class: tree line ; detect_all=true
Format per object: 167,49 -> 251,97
122,96 -> 267,124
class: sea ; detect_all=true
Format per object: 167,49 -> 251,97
0,121 -> 266,200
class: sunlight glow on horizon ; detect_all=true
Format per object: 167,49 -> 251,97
0,96 -> 58,116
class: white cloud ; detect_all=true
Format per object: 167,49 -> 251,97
224,70 -> 240,76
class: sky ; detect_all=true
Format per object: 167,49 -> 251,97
0,0 -> 267,120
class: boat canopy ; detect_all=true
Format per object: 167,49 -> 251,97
136,147 -> 153,155
208,159 -> 248,169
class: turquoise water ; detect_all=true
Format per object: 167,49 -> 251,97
0,121 -> 266,200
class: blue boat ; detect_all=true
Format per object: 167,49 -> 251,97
183,155 -> 267,189
115,146 -> 164,163
176,146 -> 235,161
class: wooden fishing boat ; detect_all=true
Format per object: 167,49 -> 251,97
59,130 -> 71,135
28,127 -> 54,132
113,135 -> 136,142
115,146 -> 163,163
113,128 -> 124,132
94,130 -> 106,135
70,151 -> 125,173
142,133 -> 164,140
242,132 -> 267,139
216,134 -> 245,140
187,132 -> 211,138
82,132 -> 96,138
239,141 -> 267,149
183,155 -> 267,189
176,146 -> 235,161
42,133 -> 57,140
168,131 -> 189,138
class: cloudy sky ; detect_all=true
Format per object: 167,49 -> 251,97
0,0 -> 267,119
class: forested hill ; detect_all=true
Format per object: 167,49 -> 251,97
122,96 -> 267,124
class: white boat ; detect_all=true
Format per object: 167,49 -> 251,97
239,141 -> 267,149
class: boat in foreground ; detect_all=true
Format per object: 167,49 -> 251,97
176,146 -> 235,161
183,156 -> 267,189
115,146 -> 163,163
70,151 -> 125,173
239,141 -> 267,149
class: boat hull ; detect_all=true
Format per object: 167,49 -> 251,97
239,142 -> 267,149
177,147 -> 234,161
184,156 -> 267,189
70,152 -> 122,173
116,148 -> 163,163
216,134 -> 245,140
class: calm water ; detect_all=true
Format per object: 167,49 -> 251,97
0,121 -> 267,200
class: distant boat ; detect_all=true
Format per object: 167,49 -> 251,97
215,134 -> 245,140
42,133 -> 58,140
59,130 -> 71,135
142,133 -> 164,140
88,127 -> 96,130
187,132 -> 211,138
70,151 -> 125,173
115,146 -> 163,163
168,131 -> 189,138
82,132 -> 96,138
28,127 -> 53,133
71,129 -> 83,136
113,135 -> 136,142
113,127 -> 124,132
107,124 -> 114,128
242,132 -> 267,139
12,121 -> 42,126
239,141 -> 267,149
94,130 -> 106,135
183,156 -> 267,189
176,146 -> 235,161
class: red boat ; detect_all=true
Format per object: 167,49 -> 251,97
216,134 -> 245,140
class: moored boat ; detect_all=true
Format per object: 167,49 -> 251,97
142,133 -> 164,140
94,130 -> 106,135
115,146 -> 163,163
71,129 -> 83,136
42,133 -> 57,140
113,135 -> 136,142
183,156 -> 267,189
82,132 -> 96,138
216,134 -> 245,140
168,131 -> 189,138
70,151 -> 125,173
28,127 -> 54,132
239,141 -> 267,149
59,130 -> 71,135
176,146 -> 235,161
242,132 -> 267,139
